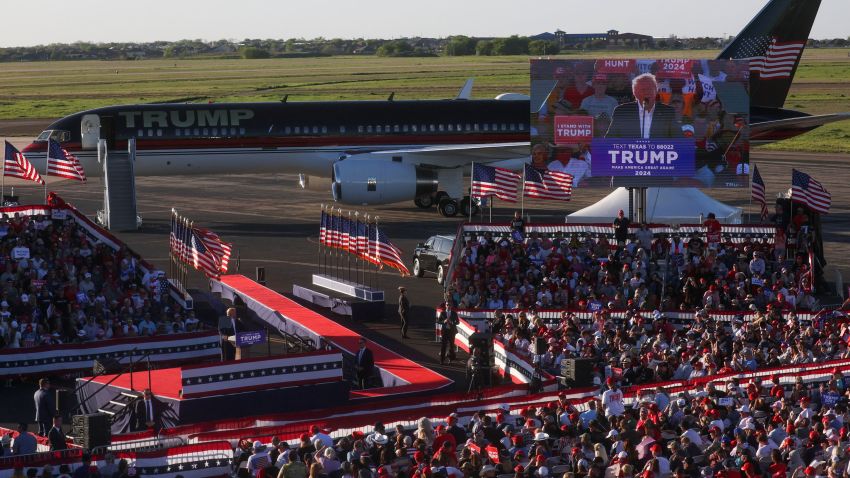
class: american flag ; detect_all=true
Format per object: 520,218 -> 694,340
47,139 -> 86,181
188,228 -> 223,278
791,169 -> 831,214
329,211 -> 340,249
751,165 -> 768,220
319,208 -> 328,246
354,218 -> 365,258
471,163 -> 520,202
361,221 -> 379,265
371,225 -> 410,276
194,227 -> 233,274
169,214 -> 190,263
732,36 -> 805,79
340,216 -> 351,252
523,164 -> 573,201
4,141 -> 44,184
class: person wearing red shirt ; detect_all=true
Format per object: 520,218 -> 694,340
562,66 -> 595,110
432,425 -> 456,454
704,213 -> 722,250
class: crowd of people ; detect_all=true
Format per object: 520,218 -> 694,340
447,208 -> 818,315
0,212 -> 194,350
233,369 -> 850,478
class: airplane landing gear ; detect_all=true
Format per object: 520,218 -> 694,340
414,195 -> 434,209
438,198 -> 459,217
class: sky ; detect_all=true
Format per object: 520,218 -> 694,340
1,0 -> 848,47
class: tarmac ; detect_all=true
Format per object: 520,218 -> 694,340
1,134 -> 850,427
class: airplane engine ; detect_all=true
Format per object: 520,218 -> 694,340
332,160 -> 438,205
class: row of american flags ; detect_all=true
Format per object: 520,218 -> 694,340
4,140 -> 86,184
169,210 -> 233,280
319,206 -> 410,276
751,166 -> 831,218
471,163 -> 573,203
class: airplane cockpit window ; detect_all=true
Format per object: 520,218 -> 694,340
35,130 -> 71,143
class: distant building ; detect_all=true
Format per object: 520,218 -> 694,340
533,29 -> 654,48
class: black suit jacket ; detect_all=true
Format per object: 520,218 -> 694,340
133,398 -> 166,432
48,426 -> 67,451
605,102 -> 682,139
33,388 -> 54,423
355,347 -> 374,377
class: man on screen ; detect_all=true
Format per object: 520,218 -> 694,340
605,73 -> 682,139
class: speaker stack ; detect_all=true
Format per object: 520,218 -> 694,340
559,358 -> 596,389
72,413 -> 111,450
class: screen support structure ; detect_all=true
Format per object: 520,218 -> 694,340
629,187 -> 648,224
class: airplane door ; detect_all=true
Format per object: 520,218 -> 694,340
80,114 -> 101,150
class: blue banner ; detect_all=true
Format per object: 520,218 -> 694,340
590,138 -> 695,178
235,329 -> 267,347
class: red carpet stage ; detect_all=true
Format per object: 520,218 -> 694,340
77,351 -> 348,433
212,275 -> 453,397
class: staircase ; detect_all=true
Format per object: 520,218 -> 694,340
97,390 -> 141,424
103,150 -> 139,231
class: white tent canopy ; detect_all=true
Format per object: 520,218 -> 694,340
567,187 -> 742,224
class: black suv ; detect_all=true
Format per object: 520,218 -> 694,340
412,235 -> 455,284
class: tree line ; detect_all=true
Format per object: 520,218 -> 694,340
1,36 -> 848,61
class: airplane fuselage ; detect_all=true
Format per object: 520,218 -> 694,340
23,100 -> 530,177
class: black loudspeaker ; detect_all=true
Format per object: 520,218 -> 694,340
72,413 -> 111,450
93,358 -> 122,376
560,358 -> 595,388
532,337 -> 547,355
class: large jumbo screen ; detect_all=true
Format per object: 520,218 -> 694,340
530,59 -> 750,188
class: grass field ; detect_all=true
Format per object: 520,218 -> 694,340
1,48 -> 848,152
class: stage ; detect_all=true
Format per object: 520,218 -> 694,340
212,274 -> 454,398
77,351 -> 349,433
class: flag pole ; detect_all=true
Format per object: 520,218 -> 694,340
747,165 -> 753,223
469,162 -> 474,223
347,210 -> 352,283
336,207 -> 342,280
364,214 -> 370,288
355,211 -> 361,286
1,145 -> 5,204
521,165 -> 526,218
318,204 -> 324,275
374,215 -> 380,291
44,141 -> 49,204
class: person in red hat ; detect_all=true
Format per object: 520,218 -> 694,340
432,424 -> 456,454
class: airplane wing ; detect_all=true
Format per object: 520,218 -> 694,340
751,112 -> 850,141
349,142 -> 530,168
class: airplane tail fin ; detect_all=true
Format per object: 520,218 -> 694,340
719,0 -> 821,108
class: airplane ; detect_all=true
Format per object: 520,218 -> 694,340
21,0 -> 850,217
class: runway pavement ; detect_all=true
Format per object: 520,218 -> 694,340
1,136 -> 850,398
